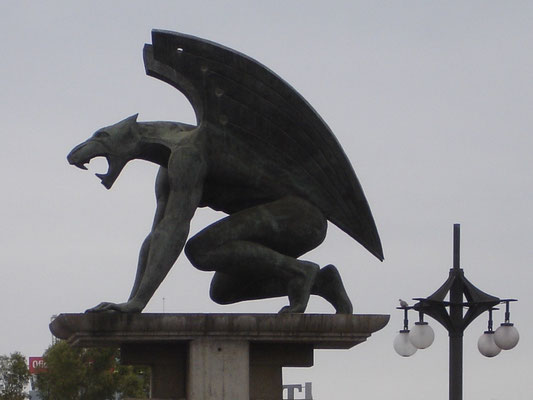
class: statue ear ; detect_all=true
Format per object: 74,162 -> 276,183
117,114 -> 140,137
119,114 -> 139,132
126,113 -> 139,123
118,113 -> 139,125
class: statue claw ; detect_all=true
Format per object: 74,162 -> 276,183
85,300 -> 143,313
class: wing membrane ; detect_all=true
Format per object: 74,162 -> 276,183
144,30 -> 383,260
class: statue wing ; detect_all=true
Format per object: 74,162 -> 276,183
143,30 -> 383,261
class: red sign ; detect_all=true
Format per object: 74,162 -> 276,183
29,357 -> 47,374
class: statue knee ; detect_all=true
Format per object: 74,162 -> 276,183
184,236 -> 211,271
209,280 -> 234,305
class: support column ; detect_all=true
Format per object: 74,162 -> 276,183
188,339 -> 249,400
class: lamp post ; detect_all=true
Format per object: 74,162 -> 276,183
394,224 -> 519,400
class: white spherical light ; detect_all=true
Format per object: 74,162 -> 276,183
394,330 -> 417,357
478,331 -> 501,357
409,322 -> 435,349
494,323 -> 519,350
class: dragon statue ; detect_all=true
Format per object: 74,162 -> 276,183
67,30 -> 383,314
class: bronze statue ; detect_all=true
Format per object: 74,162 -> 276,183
67,30 -> 383,314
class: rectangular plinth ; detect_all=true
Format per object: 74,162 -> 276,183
50,314 -> 389,400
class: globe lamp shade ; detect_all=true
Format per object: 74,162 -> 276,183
409,322 -> 435,349
494,323 -> 519,350
394,330 -> 417,357
478,331 -> 501,357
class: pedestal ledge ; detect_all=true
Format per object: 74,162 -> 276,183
50,313 -> 389,400
50,313 -> 389,348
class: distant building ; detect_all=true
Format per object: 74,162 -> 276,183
283,382 -> 313,400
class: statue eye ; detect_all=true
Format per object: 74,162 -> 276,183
94,131 -> 110,138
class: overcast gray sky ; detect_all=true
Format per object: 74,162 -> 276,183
2,1 -> 532,399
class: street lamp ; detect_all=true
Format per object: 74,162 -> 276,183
393,307 -> 418,357
409,312 -> 435,349
494,300 -> 520,350
477,308 -> 501,358
393,224 -> 519,400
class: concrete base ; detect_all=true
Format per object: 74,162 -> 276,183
50,313 -> 388,400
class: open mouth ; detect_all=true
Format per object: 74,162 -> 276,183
94,157 -> 125,189
69,152 -> 124,189
68,139 -> 128,189
94,157 -> 118,189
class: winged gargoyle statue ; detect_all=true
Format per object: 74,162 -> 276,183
67,30 -> 383,314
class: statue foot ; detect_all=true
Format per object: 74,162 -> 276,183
315,264 -> 353,314
279,261 -> 319,313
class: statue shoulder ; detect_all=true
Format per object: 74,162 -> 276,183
166,141 -> 208,188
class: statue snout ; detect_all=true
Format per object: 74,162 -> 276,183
67,140 -> 104,170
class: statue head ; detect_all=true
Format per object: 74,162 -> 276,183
67,114 -> 140,189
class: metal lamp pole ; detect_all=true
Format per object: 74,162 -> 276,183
397,224 -> 518,400
449,223 -> 466,400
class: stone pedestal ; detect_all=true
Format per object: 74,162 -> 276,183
50,313 -> 388,400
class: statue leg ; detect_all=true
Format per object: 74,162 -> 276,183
207,265 -> 353,314
185,196 -> 325,313
185,196 -> 353,313
312,264 -> 353,313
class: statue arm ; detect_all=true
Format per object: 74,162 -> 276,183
88,146 -> 207,313
128,166 -> 170,301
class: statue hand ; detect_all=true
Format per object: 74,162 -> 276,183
85,300 -> 144,313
